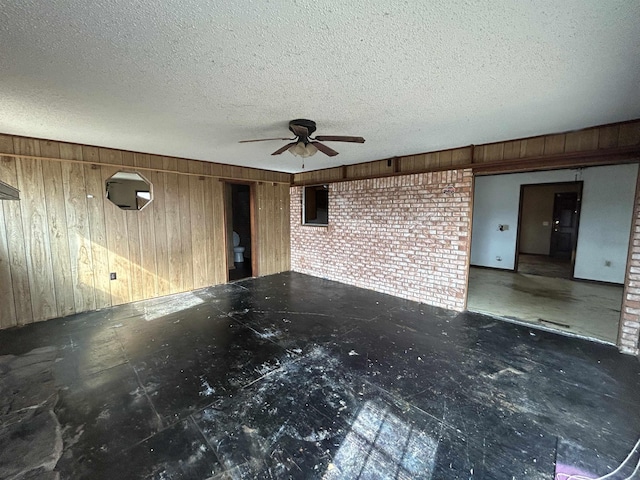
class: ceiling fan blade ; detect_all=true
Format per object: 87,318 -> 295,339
313,135 -> 366,143
311,142 -> 339,157
239,137 -> 294,143
289,124 -> 309,137
271,142 -> 297,155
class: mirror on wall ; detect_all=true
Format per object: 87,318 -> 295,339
105,171 -> 152,210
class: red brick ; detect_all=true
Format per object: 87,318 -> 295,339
290,169 -> 473,312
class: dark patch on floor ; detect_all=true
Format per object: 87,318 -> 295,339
517,254 -> 573,279
0,272 -> 639,479
509,282 -> 575,301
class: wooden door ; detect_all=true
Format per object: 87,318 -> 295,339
550,192 -> 580,260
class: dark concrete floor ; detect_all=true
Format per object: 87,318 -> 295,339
1,272 -> 639,479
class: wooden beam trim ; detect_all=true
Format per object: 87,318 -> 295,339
290,146 -> 640,186
0,153 -> 292,185
472,146 -> 640,175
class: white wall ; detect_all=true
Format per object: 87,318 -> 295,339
470,163 -> 638,283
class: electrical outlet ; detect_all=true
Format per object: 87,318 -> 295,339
605,260 -> 611,267
110,272 -> 117,280
496,256 -> 502,262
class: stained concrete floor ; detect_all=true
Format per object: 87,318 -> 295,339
467,267 -> 624,344
517,254 -> 573,279
1,272 -> 639,479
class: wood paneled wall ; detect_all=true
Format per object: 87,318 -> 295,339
293,119 -> 640,185
0,134 -> 291,329
254,182 -> 291,276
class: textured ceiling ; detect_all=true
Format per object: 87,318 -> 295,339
1,1 -> 639,173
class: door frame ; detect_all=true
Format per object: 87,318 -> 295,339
514,181 -> 583,279
223,181 -> 258,280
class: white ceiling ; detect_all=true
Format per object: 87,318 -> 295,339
1,1 -> 639,174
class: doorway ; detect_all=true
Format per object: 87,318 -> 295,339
515,182 -> 582,279
225,183 -> 254,281
467,165 -> 638,345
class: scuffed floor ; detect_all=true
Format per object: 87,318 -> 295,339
0,346 -> 63,479
0,272 -> 638,479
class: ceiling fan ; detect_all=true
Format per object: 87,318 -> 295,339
239,119 -> 365,157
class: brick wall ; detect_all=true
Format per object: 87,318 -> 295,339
620,169 -> 640,355
290,169 -> 473,311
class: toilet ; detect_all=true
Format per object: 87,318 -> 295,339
232,231 -> 245,263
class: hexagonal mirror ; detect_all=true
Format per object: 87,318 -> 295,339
105,171 -> 152,210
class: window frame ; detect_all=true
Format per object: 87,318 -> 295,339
302,184 -> 329,227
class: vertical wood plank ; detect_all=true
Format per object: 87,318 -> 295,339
0,186 -> 17,328
0,135 -> 15,153
543,134 -> 566,155
502,140 -> 521,160
0,155 -> 32,324
519,137 -> 545,157
163,157 -> 182,293
412,154 -> 427,171
483,144 -> 504,162
618,123 -> 640,146
438,150 -> 453,168
259,184 -> 269,275
224,184 -> 234,271
265,184 -> 275,275
40,140 -> 75,317
189,162 -> 207,289
16,155 -> 58,321
207,178 -> 218,283
281,183 -> 291,271
402,156 -> 415,172
565,129 -> 599,152
126,209 -> 144,302
212,179 -> 227,282
273,184 -> 282,274
134,154 -> 158,299
82,146 -> 111,309
121,150 -> 144,303
102,161 -> 132,306
451,148 -> 470,166
60,143 -> 96,313
0,138 -> 18,327
472,145 -> 486,163
100,147 -> 131,306
598,125 -> 620,149
150,156 -> 170,296
254,183 -> 263,275
276,184 -> 286,272
205,178 -> 221,284
178,162 -> 193,292
121,151 -> 135,168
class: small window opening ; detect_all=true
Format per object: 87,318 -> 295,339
303,185 -> 329,226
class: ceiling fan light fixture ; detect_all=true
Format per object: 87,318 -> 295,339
305,142 -> 318,157
289,141 -> 317,158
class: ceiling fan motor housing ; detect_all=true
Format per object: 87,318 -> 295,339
289,119 -> 317,139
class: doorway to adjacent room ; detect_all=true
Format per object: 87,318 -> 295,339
515,182 -> 583,279
467,165 -> 637,344
225,183 -> 254,281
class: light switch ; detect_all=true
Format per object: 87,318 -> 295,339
542,221 -> 550,226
